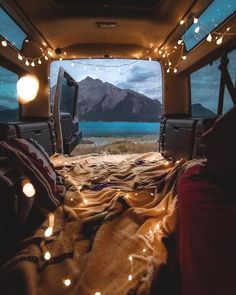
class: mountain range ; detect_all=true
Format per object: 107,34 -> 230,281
51,76 -> 215,121
77,76 -> 162,122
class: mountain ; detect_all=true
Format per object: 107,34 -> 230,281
77,76 -> 162,122
192,103 -> 216,117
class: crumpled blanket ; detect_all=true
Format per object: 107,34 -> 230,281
0,152 -> 187,295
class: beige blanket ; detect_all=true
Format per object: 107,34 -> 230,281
0,152 -> 185,295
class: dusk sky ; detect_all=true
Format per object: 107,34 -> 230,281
50,59 -> 163,102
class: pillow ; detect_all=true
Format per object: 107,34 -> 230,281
0,138 -> 65,242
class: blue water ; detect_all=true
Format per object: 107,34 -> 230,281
79,121 -> 160,137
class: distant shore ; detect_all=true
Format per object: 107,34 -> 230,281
72,135 -> 159,155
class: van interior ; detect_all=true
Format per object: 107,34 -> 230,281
0,0 -> 235,294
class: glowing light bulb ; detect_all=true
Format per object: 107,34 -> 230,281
166,68 -> 170,73
207,34 -> 212,42
38,59 -> 42,64
179,20 -> 185,25
25,60 -> 30,66
1,40 -> 7,47
216,36 -> 223,45
148,56 -> 152,61
63,279 -> 71,287
44,55 -> 49,60
194,26 -> 200,33
17,75 -> 39,103
31,61 -> 35,67
182,55 -> 187,60
177,39 -> 183,45
44,251 -> 51,260
95,292 -> 101,295
128,274 -> 132,281
226,27 -> 230,31
22,182 -> 36,197
142,248 -> 147,253
129,255 -> 132,261
63,51 -> 67,55
174,68 -> 178,73
168,61 -> 172,66
18,54 -> 23,60
193,17 -> 198,24
44,227 -> 53,237
156,223 -> 160,230
162,53 -> 166,58
59,57 -> 63,61
159,50 -> 162,54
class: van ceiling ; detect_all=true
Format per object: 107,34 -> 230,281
11,0 -> 196,58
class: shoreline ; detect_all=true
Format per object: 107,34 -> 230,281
72,135 -> 159,155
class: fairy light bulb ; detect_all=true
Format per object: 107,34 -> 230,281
38,59 -> 42,64
216,36 -> 223,45
128,274 -> 133,281
182,55 -> 187,60
142,248 -> 147,253
95,292 -> 101,295
129,256 -> 132,261
17,75 -> 39,103
174,68 -> 178,73
193,17 -> 198,24
177,39 -> 183,45
44,227 -> 53,237
63,279 -> 71,287
18,54 -> 23,60
59,57 -> 63,61
25,60 -> 30,66
180,20 -> 185,25
207,34 -> 212,42
31,61 -> 35,67
22,181 -> 36,197
159,50 -> 162,54
168,61 -> 172,66
194,26 -> 200,33
44,251 -> 51,260
148,56 -> 152,61
166,68 -> 170,73
1,40 -> 7,47
44,55 -> 49,60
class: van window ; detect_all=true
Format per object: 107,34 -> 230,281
0,66 -> 19,122
0,6 -> 27,50
191,49 -> 235,117
60,74 -> 77,118
182,0 -> 236,51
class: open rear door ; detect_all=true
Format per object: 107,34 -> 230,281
53,67 -> 82,154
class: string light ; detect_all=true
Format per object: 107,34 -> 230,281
179,20 -> 185,25
44,251 -> 51,260
216,36 -> 223,45
207,34 -> 212,42
22,181 -> 36,197
18,54 -> 23,60
193,17 -> 199,24
128,274 -> 133,281
63,279 -> 71,287
1,40 -> 7,47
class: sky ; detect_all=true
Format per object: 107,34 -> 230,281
50,59 -> 163,101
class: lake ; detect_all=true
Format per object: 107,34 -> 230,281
79,121 -> 160,137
